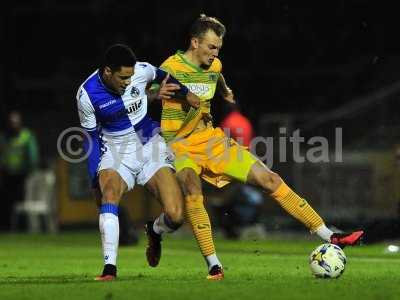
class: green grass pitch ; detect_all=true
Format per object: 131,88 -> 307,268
0,231 -> 399,300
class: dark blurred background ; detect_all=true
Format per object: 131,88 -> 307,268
1,0 -> 400,240
2,1 -> 400,152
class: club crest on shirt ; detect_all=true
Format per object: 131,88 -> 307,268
130,86 -> 140,98
209,74 -> 218,81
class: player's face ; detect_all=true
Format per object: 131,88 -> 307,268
194,30 -> 223,67
103,66 -> 134,95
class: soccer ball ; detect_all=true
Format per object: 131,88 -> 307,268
309,243 -> 347,279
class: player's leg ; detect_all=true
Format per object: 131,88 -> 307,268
246,160 -> 363,246
176,161 -> 224,280
135,134 -> 184,267
144,166 -> 185,267
146,167 -> 185,228
95,168 -> 128,281
247,161 -> 325,233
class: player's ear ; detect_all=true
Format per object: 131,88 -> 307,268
104,66 -> 112,76
191,37 -> 199,49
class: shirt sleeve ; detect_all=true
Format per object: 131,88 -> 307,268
156,68 -> 189,97
76,87 -> 97,130
135,62 -> 157,83
76,87 -> 100,188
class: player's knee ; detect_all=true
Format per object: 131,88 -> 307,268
259,171 -> 283,193
178,168 -> 201,195
164,204 -> 184,227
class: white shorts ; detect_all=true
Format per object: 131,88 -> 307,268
98,133 -> 174,190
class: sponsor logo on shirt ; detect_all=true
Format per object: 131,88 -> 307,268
99,99 -> 117,109
127,99 -> 143,114
101,99 -> 143,122
209,74 -> 218,81
186,83 -> 211,97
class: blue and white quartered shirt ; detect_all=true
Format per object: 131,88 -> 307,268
76,62 -> 188,186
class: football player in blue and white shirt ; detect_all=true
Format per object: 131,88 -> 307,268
76,44 -> 200,280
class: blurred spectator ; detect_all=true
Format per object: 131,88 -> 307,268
220,103 -> 253,147
209,183 -> 264,239
0,111 -> 39,231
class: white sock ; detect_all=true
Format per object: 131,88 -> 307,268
205,254 -> 222,270
315,224 -> 334,242
99,212 -> 119,266
153,213 -> 175,234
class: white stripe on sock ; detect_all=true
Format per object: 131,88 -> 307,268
153,213 -> 175,234
315,224 -> 334,242
205,254 -> 222,271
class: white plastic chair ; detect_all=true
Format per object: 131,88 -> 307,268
11,169 -> 57,233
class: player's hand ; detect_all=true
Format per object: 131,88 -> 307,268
186,91 -> 200,109
222,88 -> 235,103
158,74 -> 181,99
203,113 -> 213,125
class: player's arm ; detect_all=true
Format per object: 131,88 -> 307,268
76,88 -> 101,188
146,73 -> 181,104
153,68 -> 200,108
141,63 -> 199,108
146,83 -> 165,104
217,73 -> 236,104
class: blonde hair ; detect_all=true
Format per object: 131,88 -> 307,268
189,14 -> 226,39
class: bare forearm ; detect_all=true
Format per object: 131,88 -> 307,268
218,74 -> 235,103
218,74 -> 230,95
